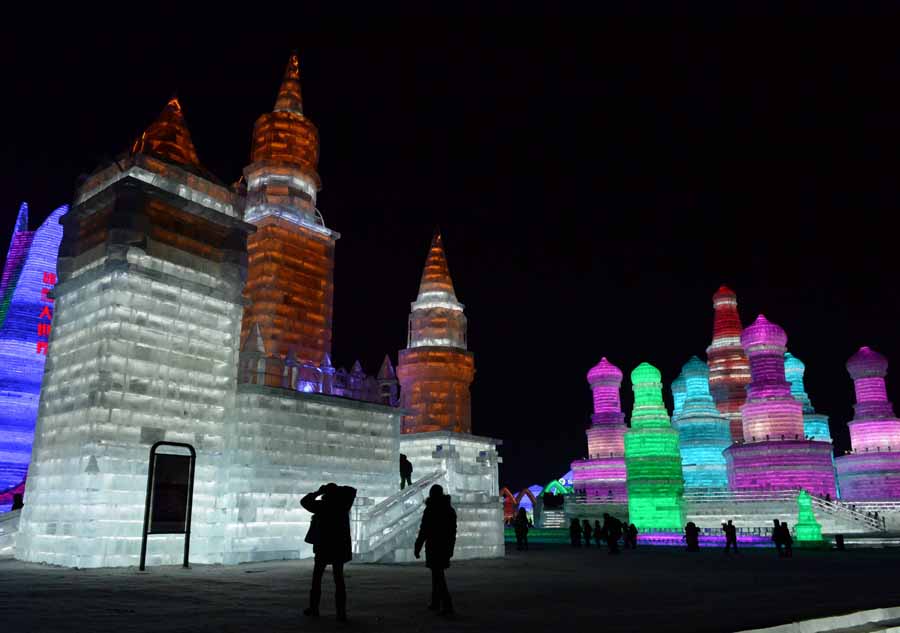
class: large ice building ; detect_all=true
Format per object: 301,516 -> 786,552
0,203 -> 66,497
14,54 -> 502,568
706,286 -> 750,442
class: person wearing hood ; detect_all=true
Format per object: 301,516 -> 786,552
414,484 -> 457,615
301,482 -> 357,621
400,454 -> 413,490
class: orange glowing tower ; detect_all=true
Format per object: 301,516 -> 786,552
397,233 -> 475,434
706,285 -> 751,442
241,53 -> 338,378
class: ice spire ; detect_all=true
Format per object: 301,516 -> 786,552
14,203 -> 28,234
377,354 -> 396,380
706,285 -> 751,442
132,96 -> 202,170
417,231 -> 458,300
274,51 -> 303,114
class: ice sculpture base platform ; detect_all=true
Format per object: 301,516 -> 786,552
836,451 -> 900,501
724,439 -> 836,498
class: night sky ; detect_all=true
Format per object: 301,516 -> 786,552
3,26 -> 900,492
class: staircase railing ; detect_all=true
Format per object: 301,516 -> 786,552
353,470 -> 446,562
809,495 -> 883,531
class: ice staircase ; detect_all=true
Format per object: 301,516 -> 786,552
684,490 -> 884,535
351,471 -> 446,563
0,509 -> 20,558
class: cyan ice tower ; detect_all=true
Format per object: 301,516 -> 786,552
784,352 -> 832,442
672,357 -> 731,491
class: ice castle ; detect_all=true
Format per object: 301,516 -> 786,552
11,54 -> 503,568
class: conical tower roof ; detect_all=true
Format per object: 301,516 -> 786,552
274,52 -> 303,114
417,232 -> 457,299
377,354 -> 396,380
132,97 -> 203,171
14,202 -> 28,234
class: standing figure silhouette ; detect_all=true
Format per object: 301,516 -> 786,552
301,482 -> 357,621
415,484 -> 458,616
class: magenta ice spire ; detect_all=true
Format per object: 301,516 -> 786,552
724,315 -> 836,497
836,347 -> 900,500
740,315 -> 805,442
571,357 -> 628,503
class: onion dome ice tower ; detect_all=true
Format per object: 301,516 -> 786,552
835,347 -> 900,500
784,352 -> 832,442
673,357 -> 731,491
397,232 -> 475,433
624,362 -> 685,530
670,371 -> 686,426
706,286 -> 751,442
240,52 -> 337,380
723,316 -> 836,497
571,358 -> 628,502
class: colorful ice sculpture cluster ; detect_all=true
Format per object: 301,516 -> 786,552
14,53 -> 503,568
571,358 -> 628,502
724,315 -> 836,497
835,347 -> 900,500
673,357 -> 731,490
624,363 -> 685,530
0,203 -> 66,494
706,286 -> 751,442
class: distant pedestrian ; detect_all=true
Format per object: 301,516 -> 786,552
11,493 -> 23,511
569,518 -> 582,547
582,519 -> 593,547
772,519 -> 784,557
779,522 -> 793,558
684,521 -> 700,552
301,482 -> 357,621
602,513 -> 622,554
513,508 -> 531,551
724,520 -> 738,553
627,523 -> 638,549
414,484 -> 457,615
400,454 -> 413,490
593,520 -> 603,547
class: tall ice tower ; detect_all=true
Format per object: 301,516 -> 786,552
397,232 -> 474,434
706,286 -> 750,442
241,53 -> 337,377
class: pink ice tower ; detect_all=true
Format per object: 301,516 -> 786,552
571,358 -> 628,503
723,315 -> 836,497
835,347 -> 900,500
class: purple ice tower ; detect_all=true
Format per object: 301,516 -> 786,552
571,358 -> 628,503
723,315 -> 836,497
835,347 -> 900,500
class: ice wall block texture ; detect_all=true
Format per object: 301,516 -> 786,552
398,233 -> 474,434
673,357 -> 731,491
836,347 -> 900,500
624,362 -> 685,530
706,286 -> 750,442
572,358 -> 628,502
0,203 -> 66,493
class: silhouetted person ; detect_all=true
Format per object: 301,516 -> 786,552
415,484 -> 457,615
602,513 -> 622,554
569,518 -> 582,547
301,482 -> 357,621
593,520 -> 603,547
514,508 -> 531,551
825,493 -> 831,502
627,523 -> 638,549
11,493 -> 23,511
582,519 -> 593,547
724,519 -> 738,553
400,453 -> 413,490
684,521 -> 700,551
779,522 -> 793,558
772,519 -> 784,557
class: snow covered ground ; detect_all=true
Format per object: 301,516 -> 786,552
3,543 -> 900,632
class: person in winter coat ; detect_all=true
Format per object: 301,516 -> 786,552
513,508 -> 531,551
602,513 -> 622,554
414,484 -> 457,615
684,521 -> 700,552
301,483 -> 357,621
569,518 -> 582,547
593,520 -> 603,547
400,454 -> 414,490
779,522 -> 793,558
582,519 -> 593,547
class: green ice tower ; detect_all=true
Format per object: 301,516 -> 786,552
795,490 -> 824,542
625,362 -> 686,530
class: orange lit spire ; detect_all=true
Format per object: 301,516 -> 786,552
274,51 -> 303,114
132,96 -> 202,170
417,232 -> 457,299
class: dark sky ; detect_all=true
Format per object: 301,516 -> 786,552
2,25 -> 899,492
